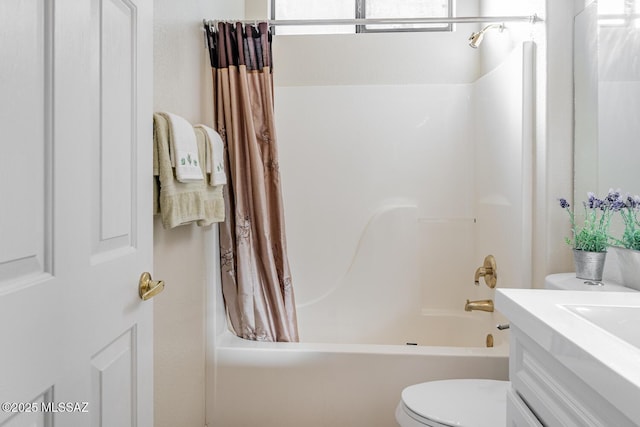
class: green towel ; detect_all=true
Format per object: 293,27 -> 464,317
153,113 -> 225,229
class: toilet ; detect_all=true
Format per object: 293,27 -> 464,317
395,273 -> 638,427
395,379 -> 508,427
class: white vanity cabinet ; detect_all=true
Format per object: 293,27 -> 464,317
496,289 -> 640,427
507,323 -> 634,426
506,386 -> 543,427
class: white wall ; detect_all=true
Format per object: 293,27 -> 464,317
479,0 -> 545,73
473,43 -> 534,294
534,0 -> 578,285
153,1 -> 242,426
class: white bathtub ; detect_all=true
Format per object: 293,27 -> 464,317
207,310 -> 509,427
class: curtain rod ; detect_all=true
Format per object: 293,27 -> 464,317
203,14 -> 542,28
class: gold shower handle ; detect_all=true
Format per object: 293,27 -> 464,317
474,255 -> 497,288
138,272 -> 165,301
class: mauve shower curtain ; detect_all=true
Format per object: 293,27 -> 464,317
206,22 -> 298,342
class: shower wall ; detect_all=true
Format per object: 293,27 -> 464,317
473,42 -> 534,292
274,30 -> 533,339
276,82 -> 475,340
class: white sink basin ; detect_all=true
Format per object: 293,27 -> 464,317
563,305 -> 640,349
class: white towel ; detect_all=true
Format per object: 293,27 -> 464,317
195,124 -> 228,186
159,112 -> 204,182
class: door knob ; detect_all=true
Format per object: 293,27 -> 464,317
138,272 -> 165,301
474,255 -> 497,288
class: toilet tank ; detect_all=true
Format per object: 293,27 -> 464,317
545,273 -> 635,292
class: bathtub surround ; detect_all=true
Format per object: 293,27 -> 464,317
207,22 -> 299,342
273,43 -> 534,343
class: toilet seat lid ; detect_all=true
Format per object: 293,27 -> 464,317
401,379 -> 508,427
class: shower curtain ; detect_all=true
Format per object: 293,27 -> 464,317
206,22 -> 298,342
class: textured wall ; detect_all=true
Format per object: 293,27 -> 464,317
153,1 -> 242,426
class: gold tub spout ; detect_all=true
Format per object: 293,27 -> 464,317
465,299 -> 494,312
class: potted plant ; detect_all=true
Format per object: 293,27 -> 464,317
613,194 -> 640,250
558,190 -> 622,281
611,193 -> 640,290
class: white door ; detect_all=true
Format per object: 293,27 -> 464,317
0,0 -> 154,426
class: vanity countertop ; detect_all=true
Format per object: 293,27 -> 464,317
496,288 -> 640,423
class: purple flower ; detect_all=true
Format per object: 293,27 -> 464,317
587,194 -> 603,209
625,195 -> 636,208
559,198 -> 570,209
608,188 -> 621,198
611,199 -> 625,211
627,195 -> 640,209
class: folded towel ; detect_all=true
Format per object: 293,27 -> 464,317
193,127 -> 225,227
153,113 -> 225,229
194,124 -> 227,186
158,112 -> 203,182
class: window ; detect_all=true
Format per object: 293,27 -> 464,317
598,0 -> 639,26
271,0 -> 453,35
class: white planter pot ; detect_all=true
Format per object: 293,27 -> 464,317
614,247 -> 640,291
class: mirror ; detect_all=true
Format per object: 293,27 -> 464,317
574,0 -> 640,238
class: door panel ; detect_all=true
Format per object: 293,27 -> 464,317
97,0 -> 135,248
0,0 -> 52,288
2,389 -> 53,427
91,329 -> 136,427
0,0 -> 153,426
